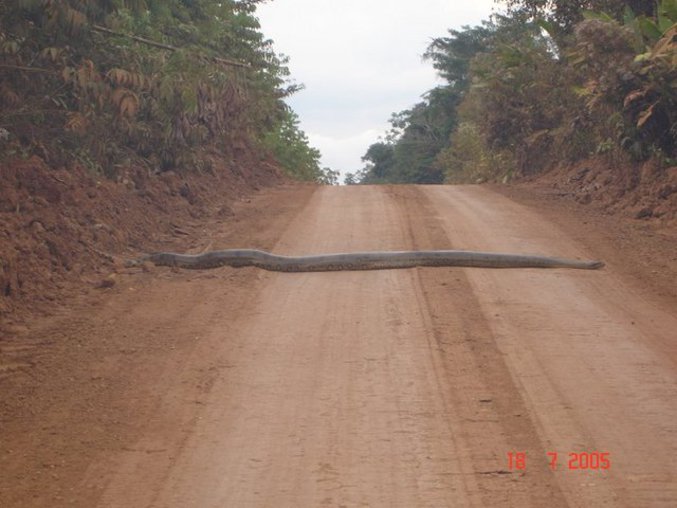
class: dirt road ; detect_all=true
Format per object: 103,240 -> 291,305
1,185 -> 676,507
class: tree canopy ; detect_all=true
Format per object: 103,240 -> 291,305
504,0 -> 656,31
0,0 -> 326,182
355,23 -> 491,184
354,0 -> 674,185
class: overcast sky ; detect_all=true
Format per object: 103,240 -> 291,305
256,0 -> 504,180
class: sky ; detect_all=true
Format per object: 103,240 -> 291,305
256,0 -> 504,180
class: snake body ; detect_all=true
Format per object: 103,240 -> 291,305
128,249 -> 604,272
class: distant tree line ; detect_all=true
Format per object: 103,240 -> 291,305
352,0 -> 675,185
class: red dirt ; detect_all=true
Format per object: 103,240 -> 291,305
524,156 -> 677,226
1,184 -> 676,506
500,156 -> 677,309
1,153 -> 676,507
0,152 -> 285,328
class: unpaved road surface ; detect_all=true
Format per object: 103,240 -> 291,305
1,185 -> 676,507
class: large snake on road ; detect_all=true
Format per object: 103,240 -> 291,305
127,249 -> 604,272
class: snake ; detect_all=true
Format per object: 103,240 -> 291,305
127,249 -> 604,272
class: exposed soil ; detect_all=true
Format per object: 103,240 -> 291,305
0,152 -> 286,329
1,148 -> 676,506
499,157 -> 677,314
525,156 -> 677,225
0,183 -> 316,506
493,182 -> 677,312
3,153 -> 673,334
1,183 -> 676,507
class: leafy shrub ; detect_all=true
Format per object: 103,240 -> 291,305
437,121 -> 515,183
572,4 -> 676,160
262,109 -> 324,182
0,0 -> 302,177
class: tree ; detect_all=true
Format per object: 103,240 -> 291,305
503,0 -> 657,32
319,167 -> 340,185
262,108 -> 325,181
360,142 -> 395,182
357,22 -> 493,184
423,23 -> 494,91
439,0 -> 675,182
0,0 -> 317,178
440,15 -> 571,178
570,2 -> 677,158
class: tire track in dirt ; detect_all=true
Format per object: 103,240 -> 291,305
388,185 -> 570,507
92,185 -> 580,507
0,185 -> 315,507
421,185 -> 677,507
95,186 -> 487,507
2,184 -> 676,507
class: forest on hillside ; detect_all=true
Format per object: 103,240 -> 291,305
349,0 -> 675,185
0,0 -> 333,183
1,1 -> 674,189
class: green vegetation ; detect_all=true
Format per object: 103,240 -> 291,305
504,0 -> 655,32
262,109 -> 322,181
355,0 -> 675,185
0,0 -> 326,182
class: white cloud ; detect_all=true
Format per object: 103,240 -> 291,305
307,128 -> 386,173
256,0 -> 503,180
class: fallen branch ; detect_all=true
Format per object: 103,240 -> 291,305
0,64 -> 57,74
91,25 -> 250,68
